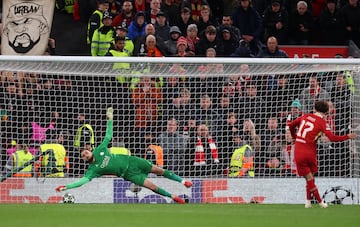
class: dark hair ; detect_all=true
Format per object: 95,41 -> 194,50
115,36 -> 126,43
314,100 -> 329,114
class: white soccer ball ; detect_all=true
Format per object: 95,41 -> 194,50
63,193 -> 75,204
322,186 -> 354,205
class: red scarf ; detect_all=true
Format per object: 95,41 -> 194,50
191,0 -> 202,21
194,136 -> 219,165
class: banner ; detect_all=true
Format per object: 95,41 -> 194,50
280,45 -> 349,58
1,0 -> 55,55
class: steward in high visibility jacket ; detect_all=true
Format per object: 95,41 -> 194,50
36,129 -> 69,177
38,143 -> 69,177
87,1 -> 109,44
91,13 -> 115,56
229,144 -> 254,177
6,144 -> 34,177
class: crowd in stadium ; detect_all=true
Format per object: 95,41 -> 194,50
0,0 -> 357,179
55,0 -> 360,56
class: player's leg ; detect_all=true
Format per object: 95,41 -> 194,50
142,178 -> 185,204
305,172 -> 328,208
150,164 -> 192,188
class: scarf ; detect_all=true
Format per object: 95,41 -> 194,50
191,0 -> 202,21
194,136 -> 219,165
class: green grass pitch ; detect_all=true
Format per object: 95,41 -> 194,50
0,204 -> 359,227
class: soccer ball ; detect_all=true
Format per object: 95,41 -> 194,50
322,186 -> 354,205
63,193 -> 75,204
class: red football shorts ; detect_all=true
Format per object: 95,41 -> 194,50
294,152 -> 318,176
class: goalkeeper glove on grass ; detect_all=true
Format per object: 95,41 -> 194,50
56,185 -> 67,192
107,107 -> 114,120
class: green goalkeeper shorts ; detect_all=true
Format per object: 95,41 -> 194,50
123,156 -> 152,186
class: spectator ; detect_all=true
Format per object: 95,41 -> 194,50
194,95 -> 221,138
207,0 -> 225,23
165,26 -> 182,55
257,36 -> 288,57
154,11 -> 171,41
236,81 -> 266,128
146,34 -> 166,57
134,0 -> 146,12
162,0 -> 182,26
5,143 -> 33,178
219,27 -> 239,56
217,14 -> 241,42
177,7 -> 196,36
182,0 -> 209,22
192,124 -> 220,176
298,74 -> 331,114
145,0 -> 162,24
284,0 -> 312,15
174,36 -> 195,57
189,49 -> 222,99
157,118 -> 189,176
195,25 -> 224,56
218,112 -> 240,167
163,87 -> 194,132
288,1 -> 314,45
341,0 -> 360,47
318,0 -> 346,45
262,0 -> 289,44
127,11 -> 147,41
196,4 -> 219,35
230,39 -> 253,57
267,75 -> 296,119
112,0 -> 135,28
131,76 -> 163,138
231,0 -> 263,56
216,95 -> 234,121
259,115 -> 285,176
242,118 -> 261,166
91,12 -> 115,56
133,23 -> 167,56
185,24 -> 200,53
87,0 -> 110,44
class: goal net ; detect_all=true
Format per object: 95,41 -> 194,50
0,56 -> 359,204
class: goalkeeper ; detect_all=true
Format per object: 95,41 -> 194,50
56,107 -> 192,204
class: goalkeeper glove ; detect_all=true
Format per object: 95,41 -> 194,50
56,185 -> 67,192
107,107 -> 114,120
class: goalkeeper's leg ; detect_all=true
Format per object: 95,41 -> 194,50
151,165 -> 192,188
143,178 -> 185,204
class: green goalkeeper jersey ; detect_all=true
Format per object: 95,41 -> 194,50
66,120 -> 130,189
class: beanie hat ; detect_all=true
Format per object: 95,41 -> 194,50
291,99 -> 302,110
177,36 -> 188,48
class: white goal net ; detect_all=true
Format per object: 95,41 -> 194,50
0,56 -> 359,204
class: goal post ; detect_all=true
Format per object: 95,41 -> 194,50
0,56 -> 359,204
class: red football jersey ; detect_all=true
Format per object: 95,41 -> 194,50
287,113 -> 349,155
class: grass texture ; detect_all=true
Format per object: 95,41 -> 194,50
0,203 -> 359,227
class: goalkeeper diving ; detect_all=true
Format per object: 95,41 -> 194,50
56,107 -> 192,204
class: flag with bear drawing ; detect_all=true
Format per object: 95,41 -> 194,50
1,0 -> 55,55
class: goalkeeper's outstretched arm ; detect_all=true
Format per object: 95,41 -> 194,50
56,177 -> 90,192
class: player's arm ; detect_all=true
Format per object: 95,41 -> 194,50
98,108 -> 114,148
323,127 -> 357,142
56,176 -> 90,192
287,117 -> 300,139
